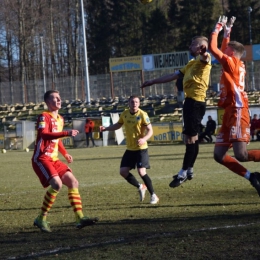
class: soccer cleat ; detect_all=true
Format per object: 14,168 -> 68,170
169,174 -> 187,188
33,216 -> 52,233
76,216 -> 99,229
249,172 -> 260,196
150,194 -> 159,204
187,172 -> 194,180
138,184 -> 147,202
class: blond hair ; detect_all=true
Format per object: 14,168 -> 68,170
192,36 -> 208,48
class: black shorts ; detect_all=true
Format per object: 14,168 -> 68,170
120,149 -> 150,170
182,98 -> 206,136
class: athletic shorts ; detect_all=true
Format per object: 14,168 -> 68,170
215,107 -> 250,147
182,98 -> 206,136
120,149 -> 150,170
32,158 -> 72,188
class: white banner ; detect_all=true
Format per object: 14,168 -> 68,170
110,113 -> 125,145
143,51 -> 189,71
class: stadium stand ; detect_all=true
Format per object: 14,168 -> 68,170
0,91 -> 260,128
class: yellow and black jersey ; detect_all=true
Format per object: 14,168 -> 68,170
118,109 -> 150,151
180,54 -> 211,102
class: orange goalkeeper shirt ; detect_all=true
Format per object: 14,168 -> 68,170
210,33 -> 248,110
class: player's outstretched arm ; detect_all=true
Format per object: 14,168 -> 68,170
141,73 -> 179,89
209,15 -> 227,62
100,123 -> 122,132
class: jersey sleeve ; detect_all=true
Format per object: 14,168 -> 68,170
58,139 -> 67,156
142,112 -> 151,126
221,37 -> 229,53
118,111 -> 125,124
209,32 -> 224,63
210,33 -> 236,72
37,113 -> 69,140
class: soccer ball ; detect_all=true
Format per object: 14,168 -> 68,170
2,149 -> 6,153
140,0 -> 153,4
25,148 -> 29,152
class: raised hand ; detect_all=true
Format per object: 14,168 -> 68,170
224,16 -> 236,38
214,15 -> 227,34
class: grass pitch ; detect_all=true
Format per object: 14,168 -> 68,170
1,142 -> 260,259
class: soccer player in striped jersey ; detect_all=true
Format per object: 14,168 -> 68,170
100,96 -> 159,204
210,16 -> 260,196
32,90 -> 98,232
141,36 -> 212,188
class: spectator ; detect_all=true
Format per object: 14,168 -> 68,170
199,115 -> 216,143
250,114 -> 258,141
85,118 -> 97,147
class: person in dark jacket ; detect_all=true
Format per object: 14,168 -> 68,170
85,118 -> 97,147
199,115 -> 216,143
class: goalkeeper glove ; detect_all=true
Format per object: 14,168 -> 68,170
224,16 -> 236,38
213,15 -> 227,34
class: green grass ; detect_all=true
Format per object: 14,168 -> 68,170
1,143 -> 260,259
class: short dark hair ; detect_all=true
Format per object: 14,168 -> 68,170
228,41 -> 245,58
128,95 -> 140,101
44,90 -> 59,102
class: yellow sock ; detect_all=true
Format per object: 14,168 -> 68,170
39,187 -> 58,220
68,188 -> 84,222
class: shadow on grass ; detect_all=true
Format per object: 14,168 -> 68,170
2,212 -> 260,259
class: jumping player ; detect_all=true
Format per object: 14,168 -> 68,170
32,90 -> 98,232
100,96 -> 159,204
210,16 -> 260,196
141,36 -> 212,188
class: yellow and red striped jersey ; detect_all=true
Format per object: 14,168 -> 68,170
32,111 -> 69,162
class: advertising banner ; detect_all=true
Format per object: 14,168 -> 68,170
109,56 -> 142,72
150,123 -> 183,142
253,44 -> 260,60
143,52 -> 189,71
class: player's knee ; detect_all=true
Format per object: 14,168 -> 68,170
71,179 -> 79,188
51,180 -> 63,191
235,153 -> 247,162
214,153 -> 222,164
120,169 -> 128,178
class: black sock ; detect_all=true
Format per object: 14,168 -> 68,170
141,174 -> 154,195
125,173 -> 140,188
189,140 -> 199,168
182,143 -> 196,170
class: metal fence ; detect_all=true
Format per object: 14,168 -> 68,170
0,61 -> 259,105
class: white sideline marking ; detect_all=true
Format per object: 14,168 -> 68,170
7,221 -> 258,260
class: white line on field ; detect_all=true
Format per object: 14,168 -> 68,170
6,221 -> 259,260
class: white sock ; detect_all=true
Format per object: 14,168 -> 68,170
178,169 -> 187,178
244,171 -> 250,180
187,167 -> 193,174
